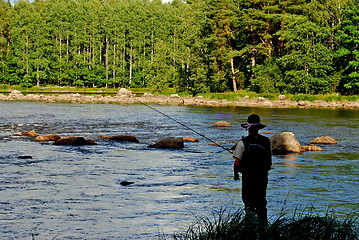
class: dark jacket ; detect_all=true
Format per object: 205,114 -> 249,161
235,134 -> 272,174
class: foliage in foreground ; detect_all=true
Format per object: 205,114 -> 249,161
172,209 -> 358,240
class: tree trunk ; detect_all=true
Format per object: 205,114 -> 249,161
129,42 -> 133,86
230,56 -> 237,91
59,36 -> 62,58
151,28 -> 154,63
105,35 -> 109,88
25,34 -> 29,75
66,38 -> 69,63
122,32 -> 126,73
37,65 -> 40,87
92,34 -> 95,66
251,51 -> 256,79
113,42 -> 116,87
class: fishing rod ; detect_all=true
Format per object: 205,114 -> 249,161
136,100 -> 234,154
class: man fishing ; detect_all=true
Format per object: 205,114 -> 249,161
233,114 -> 272,223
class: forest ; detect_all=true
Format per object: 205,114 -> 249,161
0,0 -> 358,95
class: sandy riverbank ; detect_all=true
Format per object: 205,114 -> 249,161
1,89 -> 358,109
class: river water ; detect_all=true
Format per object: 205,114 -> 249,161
0,101 -> 358,239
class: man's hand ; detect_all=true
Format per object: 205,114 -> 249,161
234,172 -> 240,181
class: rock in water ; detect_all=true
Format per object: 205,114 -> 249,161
183,137 -> 199,142
108,136 -> 139,143
212,121 -> 231,127
35,134 -> 61,141
14,130 -> 38,137
120,181 -> 134,186
17,156 -> 33,159
270,132 -> 301,153
148,137 -> 184,149
300,145 -> 323,152
310,136 -> 337,144
53,137 -> 97,146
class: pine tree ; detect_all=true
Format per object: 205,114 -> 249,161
335,0 -> 359,94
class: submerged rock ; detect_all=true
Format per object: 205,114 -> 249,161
14,130 -> 38,137
300,145 -> 323,152
148,137 -> 184,149
183,137 -> 199,142
212,121 -> 231,127
107,135 -> 139,143
120,181 -> 134,186
35,134 -> 61,141
17,155 -> 33,159
53,136 -> 97,146
310,136 -> 337,144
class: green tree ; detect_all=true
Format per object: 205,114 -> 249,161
205,0 -> 239,91
0,0 -> 11,60
0,0 -> 12,83
277,2 -> 334,94
10,0 -> 36,86
237,0 -> 284,85
335,0 -> 359,94
2,0 -> 358,96
31,0 -> 50,87
252,59 -> 284,93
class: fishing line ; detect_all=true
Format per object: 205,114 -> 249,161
136,100 -> 233,154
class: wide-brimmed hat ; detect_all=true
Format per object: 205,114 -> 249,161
241,114 -> 266,130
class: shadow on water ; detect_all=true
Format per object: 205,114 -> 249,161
0,102 -> 358,239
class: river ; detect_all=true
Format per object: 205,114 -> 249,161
0,101 -> 358,239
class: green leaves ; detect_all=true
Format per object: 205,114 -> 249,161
0,0 -> 358,95
334,0 -> 359,94
1,0 -> 190,89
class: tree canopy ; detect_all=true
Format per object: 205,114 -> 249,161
0,0 -> 358,95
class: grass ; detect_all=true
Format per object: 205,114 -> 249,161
171,208 -> 358,240
288,93 -> 359,102
198,91 -> 279,101
1,84 -> 358,102
0,84 -> 148,94
198,91 -> 359,102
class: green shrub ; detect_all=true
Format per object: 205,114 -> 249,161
172,209 -> 358,240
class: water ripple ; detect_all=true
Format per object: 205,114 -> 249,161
0,102 -> 358,239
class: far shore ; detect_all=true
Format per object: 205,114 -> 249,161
1,89 -> 359,110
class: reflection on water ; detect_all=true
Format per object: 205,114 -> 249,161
276,154 -> 300,174
0,102 -> 358,239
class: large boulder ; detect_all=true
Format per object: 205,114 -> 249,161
310,136 -> 337,144
170,94 -> 181,98
116,88 -> 135,97
35,134 -> 61,141
278,95 -> 287,100
108,135 -> 139,143
270,132 -> 301,153
53,136 -> 97,145
9,90 -> 24,100
14,130 -> 39,137
212,121 -> 231,127
142,92 -> 154,97
148,137 -> 184,149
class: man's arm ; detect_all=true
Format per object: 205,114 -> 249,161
233,140 -> 245,180
233,157 -> 241,180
